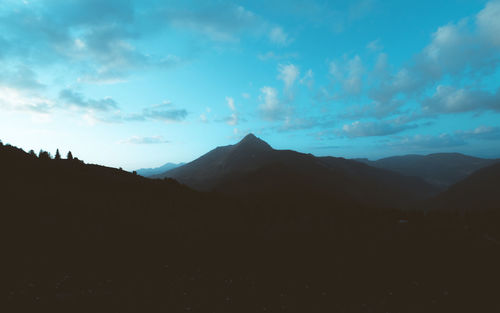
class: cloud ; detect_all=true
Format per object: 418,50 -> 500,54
299,69 -> 314,89
107,102 -> 188,124
387,125 -> 500,150
329,55 -> 364,96
257,51 -> 299,61
199,113 -> 208,123
366,39 -> 383,52
215,96 -> 240,126
258,86 -> 287,121
388,133 -> 466,149
160,4 -> 261,42
120,135 -> 169,145
226,96 -> 236,111
341,119 -> 417,138
349,1 -> 500,119
139,103 -> 188,123
0,66 -> 45,90
422,85 -> 500,114
456,125 -> 500,140
242,92 -> 251,99
278,116 -> 335,132
340,99 -> 404,119
59,89 -> 118,111
348,0 -> 376,21
0,86 -> 53,113
0,0 -> 183,83
477,0 -> 500,46
221,113 -> 238,126
269,26 -> 293,46
277,64 -> 300,92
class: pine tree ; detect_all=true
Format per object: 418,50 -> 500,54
39,150 -> 51,160
55,149 -> 61,160
67,151 -> 73,160
29,149 -> 36,157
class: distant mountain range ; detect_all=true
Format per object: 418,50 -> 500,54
355,153 -> 499,189
2,137 -> 500,310
135,162 -> 184,177
433,162 -> 500,212
155,134 -> 439,209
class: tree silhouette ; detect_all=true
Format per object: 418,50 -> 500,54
29,149 -> 37,157
67,151 -> 73,160
55,149 -> 61,160
39,150 -> 51,160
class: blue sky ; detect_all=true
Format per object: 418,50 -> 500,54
1,0 -> 499,170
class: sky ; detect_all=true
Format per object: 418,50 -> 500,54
0,0 -> 499,170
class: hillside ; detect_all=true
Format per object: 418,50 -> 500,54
356,153 -> 498,189
432,162 -> 500,212
157,134 -> 438,209
2,140 -> 500,312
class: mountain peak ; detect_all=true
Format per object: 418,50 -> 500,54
236,133 -> 272,150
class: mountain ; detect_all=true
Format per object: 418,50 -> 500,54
432,162 -> 500,212
135,162 -> 184,177
156,134 -> 438,209
3,140 -> 500,312
355,153 -> 499,189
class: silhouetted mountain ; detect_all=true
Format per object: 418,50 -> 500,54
135,162 -> 184,177
3,140 -> 500,312
157,134 -> 438,209
355,153 -> 499,189
432,162 -> 500,212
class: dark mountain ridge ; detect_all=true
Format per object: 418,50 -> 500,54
157,134 -> 439,209
356,153 -> 499,189
2,139 -> 500,312
135,162 -> 184,177
432,161 -> 500,212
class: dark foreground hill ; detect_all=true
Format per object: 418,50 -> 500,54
2,140 -> 500,312
432,162 -> 500,212
157,134 -> 438,209
356,153 -> 498,189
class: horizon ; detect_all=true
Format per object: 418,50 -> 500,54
1,132 -> 498,172
1,0 -> 500,170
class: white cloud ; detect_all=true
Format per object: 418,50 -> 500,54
277,63 -> 300,91
367,39 -> 383,52
227,113 -> 238,126
345,55 -> 364,94
457,125 -> 500,140
226,96 -> 236,111
329,62 -> 343,81
477,0 -> 500,46
388,133 -> 466,149
328,55 -> 364,95
361,0 -> 500,119
299,69 -> 314,88
341,119 -> 417,138
59,89 -> 118,112
199,113 -> 207,122
257,51 -> 299,61
74,38 -> 86,50
269,26 -> 293,46
422,85 -> 500,114
259,86 -> 286,121
0,86 -> 53,113
119,136 -> 169,145
242,92 -> 250,99
165,4 -> 260,42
